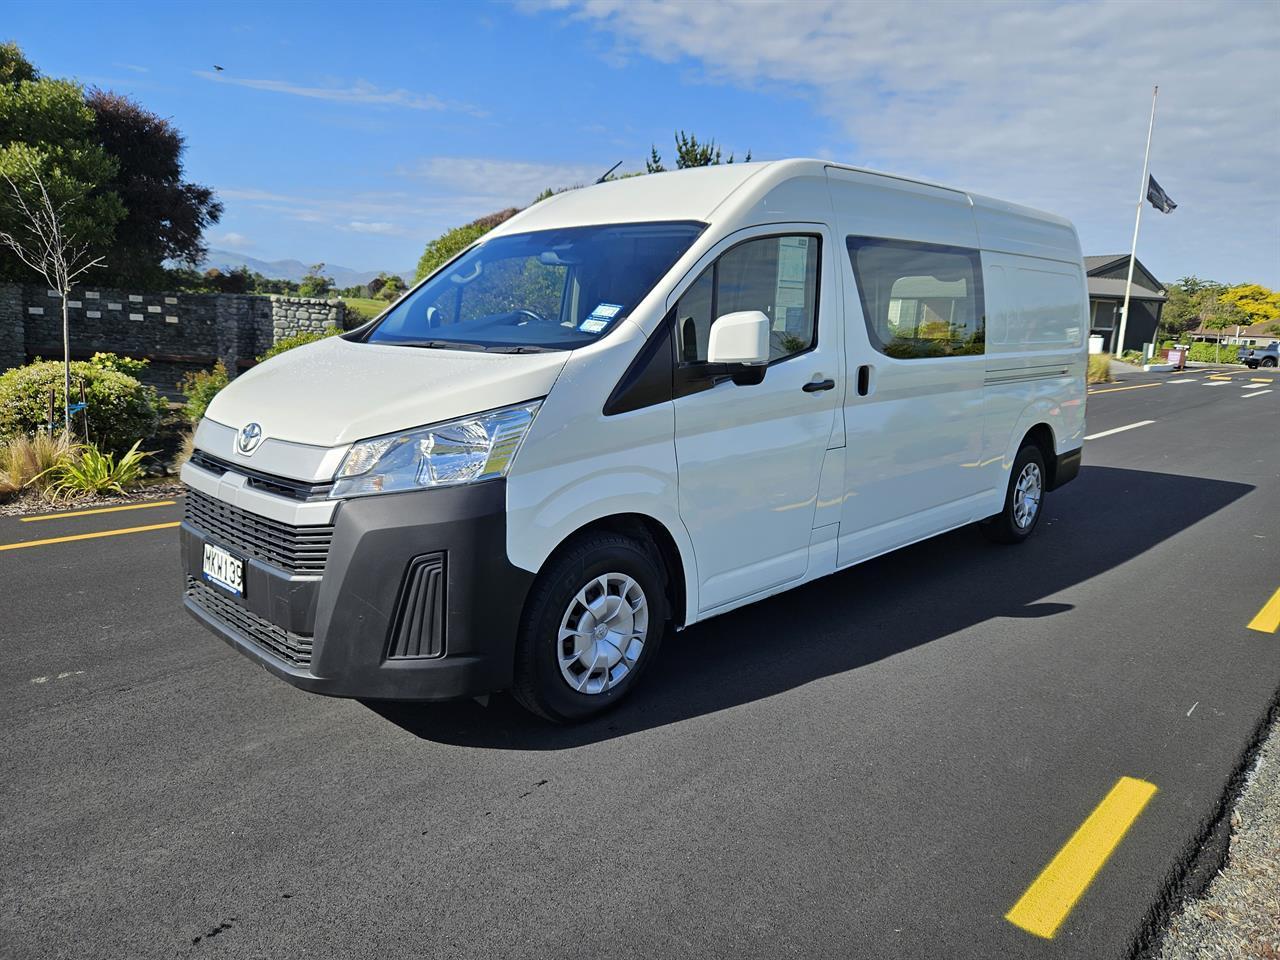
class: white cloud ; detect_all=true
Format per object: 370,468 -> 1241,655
533,0 -> 1280,283
345,221 -> 405,235
194,71 -> 483,115
405,157 -> 608,208
212,231 -> 252,250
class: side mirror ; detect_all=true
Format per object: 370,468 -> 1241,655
707,310 -> 770,366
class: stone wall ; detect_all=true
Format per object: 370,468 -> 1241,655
0,283 -> 347,390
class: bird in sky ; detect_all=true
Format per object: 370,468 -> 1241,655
213,65 -> 224,72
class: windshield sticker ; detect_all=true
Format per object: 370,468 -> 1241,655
579,318 -> 609,334
588,303 -> 623,320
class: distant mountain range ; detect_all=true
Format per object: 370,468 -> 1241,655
200,249 -> 412,288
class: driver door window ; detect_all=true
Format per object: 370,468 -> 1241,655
674,234 -> 820,364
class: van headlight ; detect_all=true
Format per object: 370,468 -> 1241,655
331,401 -> 541,498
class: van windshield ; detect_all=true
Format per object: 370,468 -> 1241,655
364,221 -> 705,351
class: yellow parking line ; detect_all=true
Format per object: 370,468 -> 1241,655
1251,378 -> 1274,383
0,521 -> 180,552
1006,776 -> 1158,940
1247,586 -> 1280,633
20,500 -> 176,522
1207,374 -> 1233,381
1087,382 -> 1162,396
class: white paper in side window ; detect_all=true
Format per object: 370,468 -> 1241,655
579,318 -> 609,333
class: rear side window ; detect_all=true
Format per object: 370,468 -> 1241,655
675,234 -> 820,364
847,237 -> 984,359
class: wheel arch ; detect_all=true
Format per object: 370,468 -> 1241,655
526,512 -> 693,632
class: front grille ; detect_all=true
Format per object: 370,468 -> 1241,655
186,577 -> 313,667
189,450 -> 334,501
184,487 -> 332,575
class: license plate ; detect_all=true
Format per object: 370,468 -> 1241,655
202,543 -> 244,596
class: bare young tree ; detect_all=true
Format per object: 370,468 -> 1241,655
0,155 -> 107,433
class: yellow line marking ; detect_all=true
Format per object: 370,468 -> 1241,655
1251,378 -> 1273,383
0,521 -> 180,552
20,500 -> 176,522
1005,776 -> 1158,940
1086,382 -> 1162,396
1208,374 -> 1233,380
1247,586 -> 1280,633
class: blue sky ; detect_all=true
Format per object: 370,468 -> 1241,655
7,0 -> 1278,285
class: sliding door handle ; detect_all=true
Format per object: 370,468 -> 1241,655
802,378 -> 836,393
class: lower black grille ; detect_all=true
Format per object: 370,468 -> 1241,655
387,554 -> 446,659
186,577 -> 314,667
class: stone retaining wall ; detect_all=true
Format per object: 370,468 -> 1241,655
0,283 -> 348,389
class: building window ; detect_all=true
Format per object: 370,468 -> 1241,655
847,237 -> 984,359
675,234 -> 820,365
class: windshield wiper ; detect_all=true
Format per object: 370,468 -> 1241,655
485,344 -> 560,354
396,339 -> 487,352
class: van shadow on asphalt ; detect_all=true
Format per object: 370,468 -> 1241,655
366,466 -> 1251,749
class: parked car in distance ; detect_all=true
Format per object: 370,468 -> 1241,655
180,159 -> 1088,722
1239,343 -> 1279,368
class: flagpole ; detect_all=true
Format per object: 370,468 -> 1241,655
1116,84 -> 1158,356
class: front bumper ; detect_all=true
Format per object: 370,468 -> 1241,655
181,480 -> 534,700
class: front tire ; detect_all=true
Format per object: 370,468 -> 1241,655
981,444 -> 1046,544
513,532 -> 668,723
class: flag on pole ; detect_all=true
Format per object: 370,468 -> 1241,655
1146,175 -> 1177,213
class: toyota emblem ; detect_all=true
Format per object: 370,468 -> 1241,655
237,422 -> 263,455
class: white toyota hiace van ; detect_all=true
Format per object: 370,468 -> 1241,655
181,160 -> 1086,721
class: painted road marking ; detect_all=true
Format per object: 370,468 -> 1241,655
1243,390 -> 1273,399
1208,374 -> 1234,380
1084,420 -> 1155,441
1006,776 -> 1158,940
1087,383 -> 1162,396
31,671 -> 85,684
1252,378 -> 1274,383
1167,378 -> 1197,384
0,521 -> 180,553
1204,381 -> 1233,386
20,500 -> 176,523
1247,586 -> 1280,633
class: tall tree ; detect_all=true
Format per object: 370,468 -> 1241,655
646,131 -> 751,172
0,68 -> 124,283
0,155 -> 108,432
86,88 -> 222,286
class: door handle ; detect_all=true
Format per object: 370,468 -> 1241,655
802,378 -> 836,393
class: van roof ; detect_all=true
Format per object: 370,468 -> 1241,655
490,158 -> 1074,237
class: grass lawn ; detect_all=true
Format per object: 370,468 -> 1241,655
341,297 -> 388,322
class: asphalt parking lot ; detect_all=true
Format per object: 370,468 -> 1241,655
2,366 -> 1278,960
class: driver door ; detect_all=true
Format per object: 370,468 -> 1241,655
671,225 -> 842,612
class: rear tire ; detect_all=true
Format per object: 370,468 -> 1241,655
1262,358 -> 1277,368
513,532 -> 668,723
981,444 -> 1047,545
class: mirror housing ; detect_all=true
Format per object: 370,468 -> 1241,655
707,310 -> 770,366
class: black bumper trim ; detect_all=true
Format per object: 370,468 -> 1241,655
1051,447 -> 1082,490
182,480 -> 534,701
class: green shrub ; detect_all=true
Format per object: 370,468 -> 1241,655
0,431 -> 79,500
258,325 -> 340,362
41,439 -> 150,502
1186,342 -> 1243,365
179,361 -> 229,424
0,361 -> 165,455
88,352 -> 149,377
1087,354 -> 1112,384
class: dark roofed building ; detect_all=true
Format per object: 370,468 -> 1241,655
1085,254 -> 1166,353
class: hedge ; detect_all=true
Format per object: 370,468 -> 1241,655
0,360 -> 166,454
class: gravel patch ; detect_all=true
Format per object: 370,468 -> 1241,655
0,480 -> 185,518
1157,714 -> 1280,960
